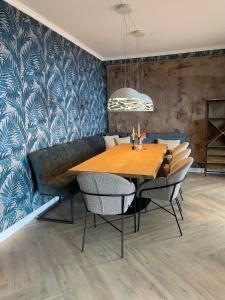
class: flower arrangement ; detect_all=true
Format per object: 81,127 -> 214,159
138,131 -> 146,142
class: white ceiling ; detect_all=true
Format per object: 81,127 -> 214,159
6,0 -> 225,60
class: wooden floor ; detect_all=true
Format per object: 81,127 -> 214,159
1,173 -> 225,300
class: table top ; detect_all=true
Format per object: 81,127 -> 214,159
69,144 -> 167,179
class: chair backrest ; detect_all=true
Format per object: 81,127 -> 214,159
170,148 -> 191,166
172,142 -> 189,156
167,157 -> 193,200
77,173 -> 135,215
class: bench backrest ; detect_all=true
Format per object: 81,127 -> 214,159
28,135 -> 106,187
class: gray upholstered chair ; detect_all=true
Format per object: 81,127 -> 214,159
137,157 -> 193,236
77,172 -> 136,258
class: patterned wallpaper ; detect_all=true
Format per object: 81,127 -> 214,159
0,2 -> 107,232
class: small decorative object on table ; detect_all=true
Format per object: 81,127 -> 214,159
137,131 -> 146,151
130,123 -> 146,151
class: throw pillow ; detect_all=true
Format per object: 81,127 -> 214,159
115,136 -> 131,145
157,139 -> 180,151
103,135 -> 119,149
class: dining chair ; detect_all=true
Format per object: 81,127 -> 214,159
77,172 -> 136,258
170,148 -> 191,166
137,157 -> 193,236
173,142 -> 189,155
170,148 -> 192,202
157,148 -> 191,178
164,142 -> 189,164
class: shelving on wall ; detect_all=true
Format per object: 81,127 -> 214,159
205,99 -> 225,175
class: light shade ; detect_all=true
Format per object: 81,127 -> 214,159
139,93 -> 154,111
108,88 -> 154,112
109,88 -> 141,101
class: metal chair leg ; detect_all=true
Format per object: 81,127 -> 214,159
176,198 -> 183,220
134,198 -> 137,233
170,202 -> 183,236
121,197 -> 125,259
179,189 -> 184,201
138,197 -> 151,231
70,196 -> 74,223
81,210 -> 88,252
138,197 -> 141,231
93,214 -> 96,228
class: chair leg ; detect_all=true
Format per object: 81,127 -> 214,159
176,198 -> 183,220
179,189 -> 184,201
138,197 -> 141,231
121,213 -> 124,258
170,202 -> 183,236
134,198 -> 137,233
70,196 -> 74,223
138,198 -> 151,231
121,197 -> 125,259
93,214 -> 96,228
81,210 -> 88,252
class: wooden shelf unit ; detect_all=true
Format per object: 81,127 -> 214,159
205,99 -> 225,175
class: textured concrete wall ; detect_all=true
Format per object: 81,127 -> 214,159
107,55 -> 225,164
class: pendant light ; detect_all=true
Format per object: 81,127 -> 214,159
108,3 -> 153,112
108,3 -> 143,111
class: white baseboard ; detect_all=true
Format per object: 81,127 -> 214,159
0,197 -> 59,243
189,167 -> 204,173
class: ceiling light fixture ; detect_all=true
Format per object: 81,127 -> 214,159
108,3 -> 153,112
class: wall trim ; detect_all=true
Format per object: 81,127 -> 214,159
104,45 -> 225,61
4,0 -> 103,61
0,197 -> 59,243
189,167 -> 204,173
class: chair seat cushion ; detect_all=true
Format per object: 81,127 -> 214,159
41,171 -> 79,197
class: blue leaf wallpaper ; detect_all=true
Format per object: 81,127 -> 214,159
0,1 -> 107,232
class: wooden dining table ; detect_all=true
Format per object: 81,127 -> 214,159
69,143 -> 167,179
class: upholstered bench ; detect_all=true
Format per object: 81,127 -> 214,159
28,134 -> 106,223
